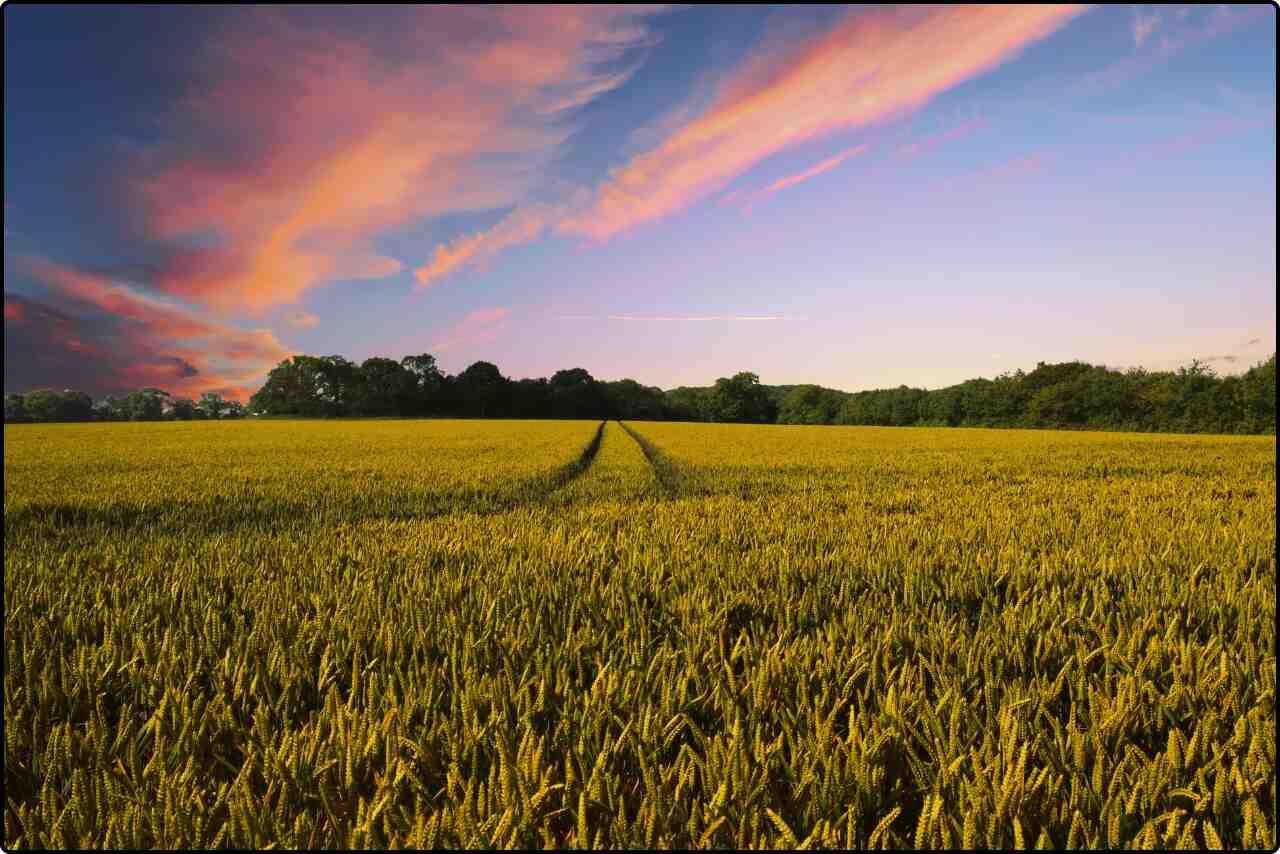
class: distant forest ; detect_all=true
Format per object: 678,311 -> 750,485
4,352 -> 1276,435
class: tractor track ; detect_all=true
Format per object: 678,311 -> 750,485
616,420 -> 686,497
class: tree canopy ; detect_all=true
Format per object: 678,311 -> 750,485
5,353 -> 1274,435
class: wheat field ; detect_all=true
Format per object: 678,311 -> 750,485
3,419 -> 1275,849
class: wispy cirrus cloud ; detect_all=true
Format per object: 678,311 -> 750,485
6,256 -> 291,399
930,148 -> 1059,196
415,203 -> 564,289
431,307 -> 511,353
1073,4 -> 1269,97
559,313 -> 804,322
896,117 -> 988,160
415,6 -> 1085,285
1132,7 -> 1161,48
123,6 -> 663,314
738,144 -> 869,210
285,312 -> 320,330
1141,114 -> 1266,160
557,5 -> 1086,242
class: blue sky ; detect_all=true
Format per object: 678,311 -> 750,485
4,5 -> 1275,399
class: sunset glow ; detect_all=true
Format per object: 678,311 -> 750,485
5,5 -> 1275,399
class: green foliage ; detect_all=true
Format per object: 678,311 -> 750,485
17,389 -> 93,423
169,398 -> 198,420
3,419 -> 1274,848
777,385 -> 846,425
835,355 -> 1277,435
5,392 -> 30,423
198,392 -> 229,420
706,372 -> 775,423
5,354 -> 1275,434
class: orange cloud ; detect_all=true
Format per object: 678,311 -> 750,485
415,204 -> 561,289
559,5 -> 1086,241
128,7 -> 661,314
15,256 -> 291,400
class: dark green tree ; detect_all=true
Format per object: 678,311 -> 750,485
400,353 -> 445,414
455,361 -> 508,418
548,368 -> 606,419
707,372 -> 774,423
778,385 -> 842,425
4,393 -> 29,423
357,357 -> 418,416
249,356 -> 327,416
198,392 -> 229,419
21,389 -> 93,422
123,388 -> 169,421
170,398 -> 197,420
603,379 -> 666,421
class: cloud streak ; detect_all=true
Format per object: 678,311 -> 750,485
1132,7 -> 1160,48
559,313 -> 804,322
416,6 -> 1085,285
415,204 -> 563,289
558,5 -> 1086,241
740,144 -> 869,209
431,307 -> 511,353
285,312 -> 320,330
896,117 -> 988,160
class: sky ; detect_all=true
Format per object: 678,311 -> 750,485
3,4 -> 1275,401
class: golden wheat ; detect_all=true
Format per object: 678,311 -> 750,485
3,419 -> 1274,848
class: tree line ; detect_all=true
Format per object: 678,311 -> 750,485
4,352 -> 1274,435
772,355 -> 1276,435
3,388 -> 245,423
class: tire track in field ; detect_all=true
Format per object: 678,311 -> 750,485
541,419 -> 606,493
617,421 -> 689,497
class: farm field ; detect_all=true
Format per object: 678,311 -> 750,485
3,419 -> 1275,849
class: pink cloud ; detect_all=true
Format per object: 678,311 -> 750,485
984,150 -> 1056,181
414,6 -> 1083,282
15,256 -> 291,400
124,7 -> 661,315
931,149 -> 1058,196
740,144 -> 869,210
1144,115 -> 1264,159
558,5 -> 1086,242
895,117 -> 988,160
1132,7 -> 1160,48
561,313 -> 802,322
285,312 -> 320,330
415,204 -> 562,289
431,307 -> 511,353
4,298 -> 26,324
